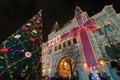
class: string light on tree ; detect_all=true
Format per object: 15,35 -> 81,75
25,52 -> 32,58
0,9 -> 43,79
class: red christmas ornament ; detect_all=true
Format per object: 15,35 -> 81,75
30,17 -> 35,21
37,17 -> 41,21
39,57 -> 42,62
34,24 -> 39,28
29,37 -> 36,42
0,47 -> 9,53
40,35 -> 43,40
21,27 -> 28,31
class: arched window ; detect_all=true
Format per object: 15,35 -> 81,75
67,40 -> 71,46
104,22 -> 114,33
73,38 -> 77,44
55,46 -> 57,51
105,46 -> 112,54
63,42 -> 66,48
105,25 -> 114,33
49,48 -> 52,54
95,28 -> 104,36
59,44 -> 61,49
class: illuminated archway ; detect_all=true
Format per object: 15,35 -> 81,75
58,56 -> 74,77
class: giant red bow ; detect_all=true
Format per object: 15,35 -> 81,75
72,15 -> 98,68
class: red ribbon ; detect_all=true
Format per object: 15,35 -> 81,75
73,15 -> 98,68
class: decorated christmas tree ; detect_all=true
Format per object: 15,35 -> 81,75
0,10 -> 43,80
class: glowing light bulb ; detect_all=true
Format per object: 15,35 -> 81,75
99,60 -> 105,65
32,30 -> 37,34
84,63 -> 87,68
14,35 -> 21,38
25,51 -> 32,58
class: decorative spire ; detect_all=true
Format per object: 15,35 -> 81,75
51,21 -> 59,32
75,6 -> 83,16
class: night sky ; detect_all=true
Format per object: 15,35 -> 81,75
0,0 -> 120,43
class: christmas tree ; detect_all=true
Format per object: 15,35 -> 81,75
0,10 -> 43,80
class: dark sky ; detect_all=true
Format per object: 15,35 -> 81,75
0,0 -> 120,43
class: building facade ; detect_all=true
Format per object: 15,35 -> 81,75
42,5 -> 120,80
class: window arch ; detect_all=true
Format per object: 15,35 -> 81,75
59,44 -> 61,49
104,22 -> 114,33
67,40 -> 71,46
63,42 -> 66,48
95,28 -> 104,36
73,38 -> 77,44
55,46 -> 57,51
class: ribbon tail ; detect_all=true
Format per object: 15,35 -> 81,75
79,28 -> 98,68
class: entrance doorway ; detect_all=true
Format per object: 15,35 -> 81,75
57,57 -> 74,77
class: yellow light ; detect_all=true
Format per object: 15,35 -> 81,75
48,68 -> 51,72
83,63 -> 87,68
99,60 -> 105,65
42,70 -> 45,73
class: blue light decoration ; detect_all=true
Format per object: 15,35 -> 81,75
0,10 -> 43,80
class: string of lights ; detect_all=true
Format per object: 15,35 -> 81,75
0,10 -> 43,80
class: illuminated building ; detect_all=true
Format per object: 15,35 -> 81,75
42,5 -> 120,80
